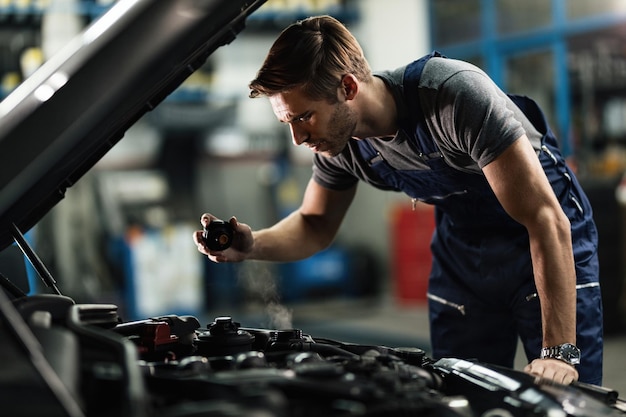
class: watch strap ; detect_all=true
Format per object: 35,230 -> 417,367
540,343 -> 581,366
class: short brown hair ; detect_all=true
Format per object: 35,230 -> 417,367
249,15 -> 371,102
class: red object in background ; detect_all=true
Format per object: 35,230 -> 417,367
391,202 -> 435,305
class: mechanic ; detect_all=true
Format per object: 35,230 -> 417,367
194,15 -> 603,385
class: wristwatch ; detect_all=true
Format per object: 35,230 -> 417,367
540,343 -> 581,366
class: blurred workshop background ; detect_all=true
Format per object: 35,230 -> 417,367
1,0 -> 626,387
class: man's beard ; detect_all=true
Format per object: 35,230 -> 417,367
320,102 -> 357,157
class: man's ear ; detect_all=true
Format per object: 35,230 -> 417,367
340,74 -> 358,101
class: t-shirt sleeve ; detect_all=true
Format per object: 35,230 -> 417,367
312,153 -> 360,191
424,65 -> 526,169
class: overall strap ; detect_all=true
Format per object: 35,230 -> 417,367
356,137 -> 379,161
507,94 -> 560,151
357,51 -> 445,161
399,51 -> 445,156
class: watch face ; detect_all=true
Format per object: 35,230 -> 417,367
560,343 -> 581,365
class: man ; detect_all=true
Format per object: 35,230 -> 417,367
194,15 -> 603,385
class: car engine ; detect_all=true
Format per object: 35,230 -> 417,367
2,291 -> 624,417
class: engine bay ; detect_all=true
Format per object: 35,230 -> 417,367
2,290 -> 624,417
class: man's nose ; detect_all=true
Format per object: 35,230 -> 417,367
289,124 -> 308,146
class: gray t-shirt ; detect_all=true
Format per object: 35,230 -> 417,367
312,57 -> 543,191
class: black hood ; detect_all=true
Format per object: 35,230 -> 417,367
0,0 -> 266,252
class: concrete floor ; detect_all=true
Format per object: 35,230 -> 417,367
214,294 -> 626,399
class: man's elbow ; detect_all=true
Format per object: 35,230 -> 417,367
524,205 -> 572,241
300,213 -> 339,252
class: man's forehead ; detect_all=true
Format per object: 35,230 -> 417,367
269,90 -> 307,118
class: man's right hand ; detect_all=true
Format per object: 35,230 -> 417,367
193,213 -> 253,263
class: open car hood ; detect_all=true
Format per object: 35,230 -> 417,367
0,0 -> 266,252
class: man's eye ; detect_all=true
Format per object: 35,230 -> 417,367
296,114 -> 311,122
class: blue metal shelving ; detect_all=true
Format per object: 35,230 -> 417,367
429,0 -> 626,158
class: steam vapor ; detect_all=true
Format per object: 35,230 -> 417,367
238,262 -> 293,329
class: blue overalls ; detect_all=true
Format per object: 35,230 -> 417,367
358,53 -> 603,384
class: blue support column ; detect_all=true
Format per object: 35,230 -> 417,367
481,0 -> 503,87
553,39 -> 572,157
552,0 -> 572,157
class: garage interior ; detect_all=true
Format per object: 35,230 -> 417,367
1,0 -> 625,399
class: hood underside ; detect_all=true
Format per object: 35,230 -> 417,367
0,0 -> 266,251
